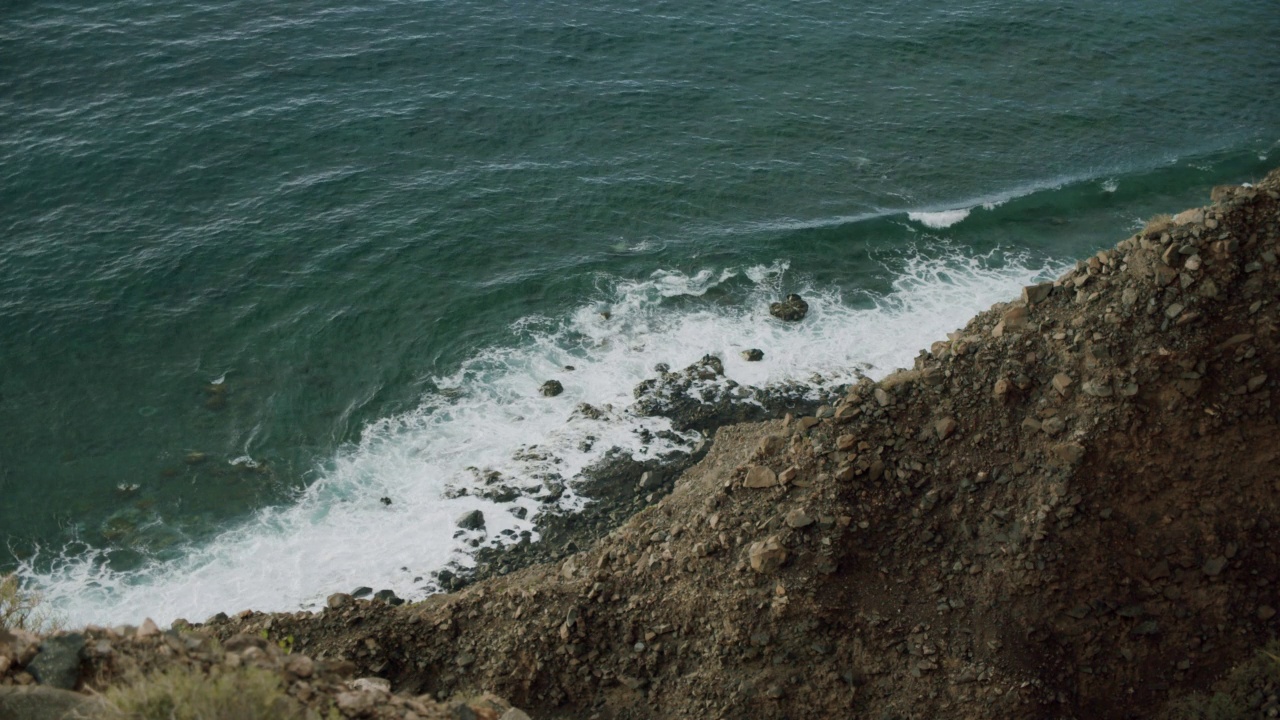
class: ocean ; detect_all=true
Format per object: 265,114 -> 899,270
1,0 -> 1277,627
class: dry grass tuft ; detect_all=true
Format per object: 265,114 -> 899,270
1142,213 -> 1174,237
96,664 -> 305,720
0,572 -> 56,632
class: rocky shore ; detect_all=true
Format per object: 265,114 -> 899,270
5,169 -> 1280,719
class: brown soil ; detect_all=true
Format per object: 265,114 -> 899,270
5,169 -> 1280,719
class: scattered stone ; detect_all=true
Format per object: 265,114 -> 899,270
1050,442 -> 1085,467
741,348 -> 764,361
1080,380 -> 1113,397
1173,208 -> 1204,225
539,380 -> 564,397
784,509 -> 813,529
1051,373 -> 1074,396
874,388 -> 891,407
326,593 -> 353,609
743,466 -> 778,489
373,589 -> 404,606
284,654 -> 315,678
335,690 -> 377,716
935,416 -> 957,440
1022,282 -> 1054,305
758,435 -> 786,456
351,587 -> 373,599
748,537 -> 788,573
769,294 -> 809,322
347,677 -> 389,695
457,510 -> 486,531
1248,374 -> 1267,392
136,619 -> 160,638
1259,605 -> 1277,621
1202,556 -> 1228,577
1040,417 -> 1066,436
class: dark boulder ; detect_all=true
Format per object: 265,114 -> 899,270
456,509 -> 486,531
26,634 -> 84,690
769,293 -> 809,321
539,380 -> 564,397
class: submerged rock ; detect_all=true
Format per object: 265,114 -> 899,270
769,293 -> 809,322
631,355 -> 829,433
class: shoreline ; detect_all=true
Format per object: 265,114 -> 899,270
5,168 -> 1280,719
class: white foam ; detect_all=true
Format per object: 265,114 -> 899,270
22,248 -> 1063,628
907,208 -> 971,229
1101,178 -> 1118,193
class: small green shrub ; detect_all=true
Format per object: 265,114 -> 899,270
97,665 -> 305,720
1167,641 -> 1280,720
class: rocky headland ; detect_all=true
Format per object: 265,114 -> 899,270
5,169 -> 1280,719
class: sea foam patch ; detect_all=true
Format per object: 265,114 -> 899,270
907,208 -> 972,229
22,248 -> 1062,628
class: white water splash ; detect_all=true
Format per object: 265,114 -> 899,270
907,207 -> 972,229
23,249 -> 1063,628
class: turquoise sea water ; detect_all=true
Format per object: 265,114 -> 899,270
2,0 -> 1278,625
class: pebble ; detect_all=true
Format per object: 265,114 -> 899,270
935,416 -> 957,440
1051,373 -> 1073,395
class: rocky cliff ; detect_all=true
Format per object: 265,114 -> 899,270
5,169 -> 1280,719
